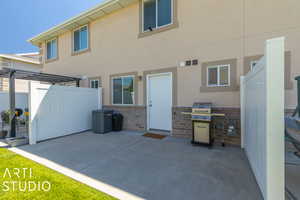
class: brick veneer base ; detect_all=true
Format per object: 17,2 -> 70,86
173,107 -> 241,146
103,105 -> 146,131
103,105 -> 296,147
103,105 -> 241,146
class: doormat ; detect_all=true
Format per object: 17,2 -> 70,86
143,133 -> 166,139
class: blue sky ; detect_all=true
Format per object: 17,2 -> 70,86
0,0 -> 105,54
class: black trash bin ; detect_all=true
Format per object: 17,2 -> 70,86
112,112 -> 123,131
92,109 -> 113,134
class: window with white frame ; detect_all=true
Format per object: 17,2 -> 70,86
112,76 -> 134,105
46,39 -> 57,60
90,79 -> 99,89
143,0 -> 173,32
73,25 -> 88,52
250,60 -> 259,71
207,65 -> 230,87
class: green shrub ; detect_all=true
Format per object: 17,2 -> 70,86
1,110 -> 10,125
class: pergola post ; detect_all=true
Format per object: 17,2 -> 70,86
9,70 -> 16,138
295,76 -> 300,116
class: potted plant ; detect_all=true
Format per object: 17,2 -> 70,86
0,110 -> 10,139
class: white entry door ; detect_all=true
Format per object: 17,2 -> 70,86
147,73 -> 172,132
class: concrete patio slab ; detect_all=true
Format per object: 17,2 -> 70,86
14,131 -> 263,200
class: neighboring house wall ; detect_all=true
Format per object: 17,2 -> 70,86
38,0 -> 300,143
0,78 -> 29,93
0,58 -> 40,93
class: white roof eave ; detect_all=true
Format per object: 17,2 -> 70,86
28,0 -> 137,46
0,54 -> 41,65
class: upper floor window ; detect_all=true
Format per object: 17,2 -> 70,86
90,79 -> 99,89
207,65 -> 230,87
46,39 -> 57,60
73,25 -> 89,52
143,0 -> 173,32
112,76 -> 134,105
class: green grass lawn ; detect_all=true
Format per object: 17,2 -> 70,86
0,148 -> 117,200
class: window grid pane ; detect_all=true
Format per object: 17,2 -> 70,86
74,30 -> 80,51
74,26 -> 88,52
112,77 -> 134,105
47,39 -> 57,60
113,78 -> 122,104
219,66 -> 229,86
122,77 -> 134,104
208,67 -> 218,86
158,0 -> 172,27
80,27 -> 88,50
51,40 -> 57,58
143,0 -> 157,31
47,41 -> 52,59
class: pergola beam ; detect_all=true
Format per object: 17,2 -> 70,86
0,67 -> 81,138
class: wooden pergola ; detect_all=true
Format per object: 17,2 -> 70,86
0,67 -> 81,138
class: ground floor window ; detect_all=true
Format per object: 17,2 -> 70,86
112,76 -> 134,105
207,65 -> 230,87
90,79 -> 99,89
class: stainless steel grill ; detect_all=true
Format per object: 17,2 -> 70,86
191,102 -> 212,121
182,102 -> 225,146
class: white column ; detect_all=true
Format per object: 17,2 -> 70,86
98,88 -> 103,110
28,81 -> 36,145
265,37 -> 285,200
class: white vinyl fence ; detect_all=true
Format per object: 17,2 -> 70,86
0,92 -> 28,121
29,82 -> 102,144
240,38 -> 285,200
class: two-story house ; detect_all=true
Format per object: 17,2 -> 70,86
28,0 -> 300,145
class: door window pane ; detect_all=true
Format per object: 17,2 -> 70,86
143,0 -> 156,31
123,77 -> 134,104
208,67 -> 218,86
219,66 -> 229,85
158,0 -> 172,27
113,78 -> 122,104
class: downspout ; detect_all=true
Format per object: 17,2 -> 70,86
295,76 -> 300,117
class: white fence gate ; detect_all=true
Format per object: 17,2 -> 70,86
29,82 -> 102,144
240,38 -> 285,200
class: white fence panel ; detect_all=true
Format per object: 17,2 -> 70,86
241,37 -> 285,200
29,82 -> 101,144
0,92 -> 28,121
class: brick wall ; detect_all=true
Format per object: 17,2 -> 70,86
172,107 -> 241,146
101,106 -> 295,147
103,105 -> 146,131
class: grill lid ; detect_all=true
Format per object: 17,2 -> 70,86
192,102 -> 212,109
